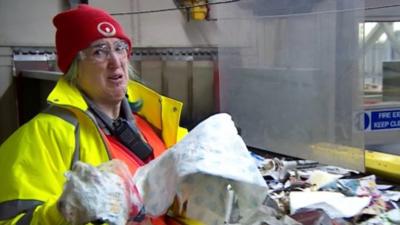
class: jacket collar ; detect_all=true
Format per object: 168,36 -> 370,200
47,77 -> 88,111
47,77 -> 141,111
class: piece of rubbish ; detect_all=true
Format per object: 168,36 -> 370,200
58,160 -> 143,225
307,170 -> 342,191
289,191 -> 371,218
388,209 -> 400,224
133,113 -> 268,225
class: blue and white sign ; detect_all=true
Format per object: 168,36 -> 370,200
364,109 -> 400,131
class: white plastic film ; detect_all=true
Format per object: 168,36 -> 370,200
217,0 -> 365,171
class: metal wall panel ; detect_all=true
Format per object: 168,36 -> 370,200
365,0 -> 400,22
0,47 -> 18,143
192,61 -> 215,126
139,60 -> 163,93
133,48 -> 217,127
164,61 -> 191,124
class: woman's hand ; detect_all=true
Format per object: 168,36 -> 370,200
57,160 -> 143,225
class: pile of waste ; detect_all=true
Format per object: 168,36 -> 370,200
58,113 -> 400,225
252,154 -> 400,225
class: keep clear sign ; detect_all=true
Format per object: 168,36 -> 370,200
364,109 -> 400,131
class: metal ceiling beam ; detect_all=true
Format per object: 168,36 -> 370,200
364,24 -> 384,53
381,23 -> 400,55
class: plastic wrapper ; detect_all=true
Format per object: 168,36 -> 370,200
133,113 -> 268,225
58,160 -> 143,225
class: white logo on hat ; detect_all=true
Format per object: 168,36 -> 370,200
97,22 -> 116,37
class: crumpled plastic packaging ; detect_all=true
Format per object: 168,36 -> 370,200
58,160 -> 143,225
133,113 -> 268,225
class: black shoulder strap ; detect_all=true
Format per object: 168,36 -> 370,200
84,96 -> 153,161
42,105 -> 80,169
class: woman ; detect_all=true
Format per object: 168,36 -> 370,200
0,4 -> 196,225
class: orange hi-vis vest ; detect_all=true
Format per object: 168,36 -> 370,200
105,114 -> 166,174
105,114 -> 179,225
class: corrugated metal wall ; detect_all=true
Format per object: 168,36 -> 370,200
132,48 -> 217,127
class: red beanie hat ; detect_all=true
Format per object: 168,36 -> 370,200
53,4 -> 132,73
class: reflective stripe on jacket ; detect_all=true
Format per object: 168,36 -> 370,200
0,77 -> 186,224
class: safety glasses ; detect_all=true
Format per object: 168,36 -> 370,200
80,40 -> 129,63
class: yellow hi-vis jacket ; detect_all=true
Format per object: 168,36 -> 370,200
0,77 -> 188,224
